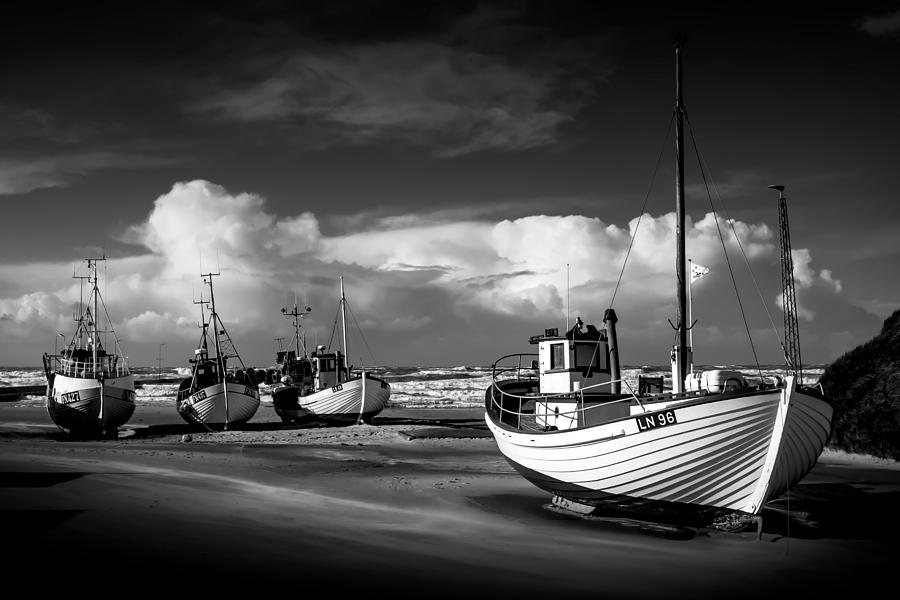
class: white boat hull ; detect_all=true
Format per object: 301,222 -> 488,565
278,374 -> 391,424
46,373 -> 136,437
485,377 -> 832,516
177,381 -> 260,430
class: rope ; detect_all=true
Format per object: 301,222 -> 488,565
344,299 -> 379,366
684,113 -> 765,378
325,295 -> 379,367
608,112 -> 676,308
327,303 -> 341,350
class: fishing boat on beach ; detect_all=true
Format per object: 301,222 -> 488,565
42,257 -> 135,438
483,38 -> 833,528
176,272 -> 259,430
273,276 -> 391,425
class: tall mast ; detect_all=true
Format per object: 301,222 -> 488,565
92,259 -> 98,375
203,272 -> 224,377
771,185 -> 803,382
673,36 -> 688,392
295,305 -> 302,356
87,256 -> 106,375
202,270 -> 229,428
339,275 -> 348,375
72,269 -> 89,349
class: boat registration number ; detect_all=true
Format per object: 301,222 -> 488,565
58,391 -> 80,405
331,384 -> 343,393
635,409 -> 678,432
191,389 -> 207,403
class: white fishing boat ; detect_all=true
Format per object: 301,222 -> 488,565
42,257 -> 135,438
176,272 -> 260,430
484,38 -> 833,528
273,276 -> 391,425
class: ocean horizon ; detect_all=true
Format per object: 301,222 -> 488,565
2,363 -> 826,410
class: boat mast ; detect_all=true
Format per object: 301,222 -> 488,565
194,299 -> 208,381
282,300 -> 311,358
87,257 -> 106,376
203,271 -> 230,427
71,269 -> 89,350
91,259 -> 98,376
673,36 -> 689,392
339,275 -> 348,377
771,185 -> 803,383
202,272 -> 225,378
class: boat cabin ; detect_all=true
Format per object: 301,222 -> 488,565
283,356 -> 313,382
191,358 -> 221,390
277,350 -> 297,366
532,321 -> 612,395
530,320 -> 629,430
312,345 -> 347,390
56,341 -> 120,379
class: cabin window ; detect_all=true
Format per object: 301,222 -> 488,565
550,343 -> 565,369
574,342 -> 606,371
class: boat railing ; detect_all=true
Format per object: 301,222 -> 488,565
52,353 -> 130,379
490,352 -> 539,380
488,353 -> 646,431
176,367 -> 259,401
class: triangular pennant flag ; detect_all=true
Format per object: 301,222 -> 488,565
690,262 -> 710,283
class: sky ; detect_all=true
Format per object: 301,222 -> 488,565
1,1 -> 898,369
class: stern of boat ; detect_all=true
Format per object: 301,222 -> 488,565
272,384 -> 312,423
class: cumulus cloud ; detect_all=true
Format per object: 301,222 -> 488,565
314,210 -> 779,324
819,269 -> 842,293
774,248 -> 844,321
126,180 -> 325,278
0,180 -> 860,366
319,220 -> 499,277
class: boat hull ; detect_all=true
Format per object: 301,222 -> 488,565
176,381 -> 260,430
271,385 -> 314,423
275,374 -> 391,425
46,373 -> 136,437
485,377 -> 832,517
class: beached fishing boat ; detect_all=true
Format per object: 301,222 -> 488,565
273,276 -> 391,425
270,301 -> 315,423
42,257 -> 135,438
484,38 -> 833,528
176,272 -> 259,430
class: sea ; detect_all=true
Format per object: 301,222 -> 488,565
1,364 -> 825,409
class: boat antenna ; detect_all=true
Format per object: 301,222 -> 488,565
282,297 -> 312,357
202,271 -> 223,373
771,184 -> 803,382
85,256 -> 107,376
72,265 -> 90,347
566,263 -> 570,333
673,34 -> 689,393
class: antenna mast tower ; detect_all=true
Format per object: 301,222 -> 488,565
771,185 -> 802,382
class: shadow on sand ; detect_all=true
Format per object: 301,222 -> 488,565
507,477 -> 900,543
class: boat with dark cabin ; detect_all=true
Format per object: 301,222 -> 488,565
176,271 -> 260,430
273,276 -> 391,425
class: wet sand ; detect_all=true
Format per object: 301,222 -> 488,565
1,402 -> 897,598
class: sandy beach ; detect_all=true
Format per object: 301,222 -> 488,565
1,401 -> 897,598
